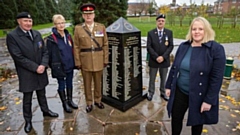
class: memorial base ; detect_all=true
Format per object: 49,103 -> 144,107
102,94 -> 146,112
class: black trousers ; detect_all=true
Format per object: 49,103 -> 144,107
171,88 -> 203,135
23,88 -> 49,122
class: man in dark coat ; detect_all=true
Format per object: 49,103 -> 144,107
6,12 -> 59,133
146,14 -> 174,101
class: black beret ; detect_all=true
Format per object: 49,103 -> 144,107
16,12 -> 32,19
80,3 -> 96,13
156,14 -> 166,20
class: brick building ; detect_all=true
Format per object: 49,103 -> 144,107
214,0 -> 240,14
127,2 -> 150,16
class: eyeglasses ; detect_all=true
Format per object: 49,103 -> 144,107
55,22 -> 65,25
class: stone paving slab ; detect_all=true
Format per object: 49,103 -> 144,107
1,69 -> 240,135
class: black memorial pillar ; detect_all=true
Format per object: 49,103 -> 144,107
102,17 -> 144,111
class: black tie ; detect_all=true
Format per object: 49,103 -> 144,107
27,31 -> 33,40
159,31 -> 162,43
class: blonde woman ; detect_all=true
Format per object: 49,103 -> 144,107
165,17 -> 226,135
46,14 -> 78,113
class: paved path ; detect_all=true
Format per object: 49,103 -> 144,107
0,59 -> 240,135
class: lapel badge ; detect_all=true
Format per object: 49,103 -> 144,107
38,41 -> 42,48
165,41 -> 169,46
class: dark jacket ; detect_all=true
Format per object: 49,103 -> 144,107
46,28 -> 75,78
6,26 -> 49,92
147,28 -> 174,68
165,40 -> 226,126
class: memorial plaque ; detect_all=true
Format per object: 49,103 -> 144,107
102,17 -> 144,111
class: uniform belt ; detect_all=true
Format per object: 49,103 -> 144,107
81,47 -> 102,52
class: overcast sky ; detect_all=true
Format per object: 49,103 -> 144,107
128,0 -> 216,6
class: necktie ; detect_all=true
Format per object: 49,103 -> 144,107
27,31 -> 33,40
159,31 -> 162,43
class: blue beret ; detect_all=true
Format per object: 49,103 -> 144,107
156,14 -> 166,20
16,12 -> 32,19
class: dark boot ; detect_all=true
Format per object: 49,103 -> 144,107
66,89 -> 78,109
58,91 -> 72,113
24,121 -> 32,133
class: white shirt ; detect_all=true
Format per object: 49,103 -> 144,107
87,23 -> 94,32
157,28 -> 164,37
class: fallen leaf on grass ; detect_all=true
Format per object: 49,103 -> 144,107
219,98 -> 225,103
14,97 -> 20,101
202,129 -> 208,133
16,101 -> 22,105
0,78 -> 6,83
234,110 -> 240,113
0,106 -> 7,111
231,114 -> 237,118
219,105 -> 229,110
6,127 -> 11,131
236,123 -> 240,129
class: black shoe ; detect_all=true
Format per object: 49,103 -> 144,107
86,105 -> 93,113
147,93 -> 153,101
161,94 -> 169,101
43,110 -> 59,117
24,121 -> 32,133
94,102 -> 105,109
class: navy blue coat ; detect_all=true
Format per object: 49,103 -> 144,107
6,26 -> 49,92
165,40 -> 226,126
46,28 -> 75,78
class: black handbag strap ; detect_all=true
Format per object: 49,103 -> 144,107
82,26 -> 100,48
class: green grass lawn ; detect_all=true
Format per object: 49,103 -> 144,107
0,22 -> 55,37
128,16 -> 240,43
0,20 -> 71,38
1,18 -> 239,43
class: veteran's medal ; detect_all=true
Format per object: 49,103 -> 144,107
37,41 -> 42,48
165,35 -> 169,46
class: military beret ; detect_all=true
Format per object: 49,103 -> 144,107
80,3 -> 96,14
16,12 -> 32,19
156,14 -> 166,20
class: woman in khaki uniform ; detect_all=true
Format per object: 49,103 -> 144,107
73,3 -> 109,113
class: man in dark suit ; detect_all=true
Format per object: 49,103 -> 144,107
146,14 -> 174,101
6,12 -> 59,133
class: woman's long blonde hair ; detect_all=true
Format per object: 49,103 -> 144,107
186,16 -> 215,43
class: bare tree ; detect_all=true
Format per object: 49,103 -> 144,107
136,0 -> 148,16
130,4 -> 139,16
175,4 -> 187,27
147,0 -> 157,16
228,7 -> 240,28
